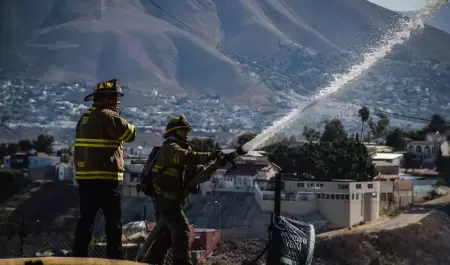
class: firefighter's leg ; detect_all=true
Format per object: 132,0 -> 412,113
145,197 -> 172,264
101,185 -> 123,259
73,183 -> 99,257
158,198 -> 192,265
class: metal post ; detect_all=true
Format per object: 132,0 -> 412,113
143,206 -> 147,220
267,173 -> 282,264
214,201 -> 221,229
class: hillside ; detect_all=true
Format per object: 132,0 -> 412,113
211,204 -> 450,265
1,0 -> 450,106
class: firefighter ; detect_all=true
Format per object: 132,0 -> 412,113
145,115 -> 222,265
72,78 -> 136,259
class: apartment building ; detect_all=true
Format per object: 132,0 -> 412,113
255,179 -> 380,229
406,132 -> 449,168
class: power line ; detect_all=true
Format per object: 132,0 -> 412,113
145,0 -> 447,125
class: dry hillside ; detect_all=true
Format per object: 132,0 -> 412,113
1,0 -> 450,103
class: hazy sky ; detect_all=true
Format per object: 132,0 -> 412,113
368,0 -> 427,11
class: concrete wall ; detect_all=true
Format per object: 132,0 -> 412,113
28,156 -> 60,169
411,179 -> 438,198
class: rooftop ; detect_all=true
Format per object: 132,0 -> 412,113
372,153 -> 404,160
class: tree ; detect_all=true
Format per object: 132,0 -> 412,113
424,114 -> 447,134
368,112 -> 390,138
237,132 -> 257,146
320,119 -> 347,142
7,143 -> 20,155
18,140 -> 33,151
32,134 -> 55,154
265,138 -> 377,181
357,107 -> 370,142
0,143 -> 8,159
385,128 -> 407,151
302,126 -> 321,142
190,137 -> 218,152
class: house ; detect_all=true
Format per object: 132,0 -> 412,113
406,132 -> 449,168
3,150 -> 61,180
200,161 -> 280,194
372,153 -> 404,166
254,178 -> 380,229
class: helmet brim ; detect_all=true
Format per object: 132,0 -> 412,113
84,91 -> 125,102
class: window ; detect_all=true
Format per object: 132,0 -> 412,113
424,146 -> 430,154
307,183 -> 314,188
330,194 -> 335,200
345,194 -> 349,200
297,183 -> 305,188
356,194 -> 359,200
408,145 -> 414,152
368,183 -> 373,189
432,146 -> 437,153
338,184 -> 349,189
315,183 -> 324,189
326,194 -> 330,199
316,193 -> 321,199
351,194 -> 355,200
416,146 -> 422,153
356,184 -> 362,189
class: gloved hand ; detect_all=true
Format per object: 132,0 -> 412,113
212,150 -> 226,161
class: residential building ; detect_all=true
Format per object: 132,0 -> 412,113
3,150 -> 61,180
406,132 -> 449,168
200,161 -> 280,194
371,153 -> 404,166
254,179 -> 380,229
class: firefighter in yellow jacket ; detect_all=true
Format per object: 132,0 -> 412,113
146,115 -> 221,265
72,78 -> 136,259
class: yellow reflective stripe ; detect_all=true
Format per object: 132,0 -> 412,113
119,123 -> 135,141
76,138 -> 121,144
76,175 -> 124,181
85,106 -> 96,114
74,143 -> 119,148
76,171 -> 123,176
152,165 -> 181,177
76,171 -> 124,180
75,138 -> 121,148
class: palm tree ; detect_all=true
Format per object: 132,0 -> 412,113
358,107 -> 370,142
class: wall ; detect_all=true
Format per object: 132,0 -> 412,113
27,167 -> 54,181
191,230 -> 222,257
28,156 -> 60,169
411,179 -> 438,198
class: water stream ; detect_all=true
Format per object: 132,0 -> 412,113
242,0 -> 448,153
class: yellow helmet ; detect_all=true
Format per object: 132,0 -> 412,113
164,115 -> 192,138
84,78 -> 124,101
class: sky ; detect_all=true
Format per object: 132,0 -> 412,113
369,0 -> 450,34
368,0 -> 427,11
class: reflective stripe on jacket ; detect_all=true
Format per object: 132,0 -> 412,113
74,102 -> 136,181
152,137 -> 214,198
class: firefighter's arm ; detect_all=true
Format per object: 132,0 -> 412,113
170,143 -> 214,166
103,110 -> 136,143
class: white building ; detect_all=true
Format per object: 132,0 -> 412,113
406,132 -> 449,167
255,179 -> 381,229
372,153 -> 404,166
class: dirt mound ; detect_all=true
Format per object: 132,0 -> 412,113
211,205 -> 450,265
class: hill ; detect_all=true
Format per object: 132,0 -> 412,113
1,0 -> 450,106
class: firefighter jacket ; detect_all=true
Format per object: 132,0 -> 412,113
152,136 -> 214,199
74,102 -> 136,181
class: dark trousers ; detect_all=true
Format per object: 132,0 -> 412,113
146,196 -> 192,265
72,180 -> 123,259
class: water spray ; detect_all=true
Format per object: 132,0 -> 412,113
241,0 -> 448,153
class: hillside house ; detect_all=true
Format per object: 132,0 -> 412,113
255,179 -> 380,229
3,150 -> 60,180
372,153 -> 404,166
200,161 -> 280,194
406,132 -> 449,168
